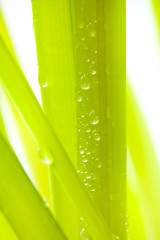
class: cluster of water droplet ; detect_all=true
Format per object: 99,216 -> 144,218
75,2 -> 104,239
76,106 -> 102,197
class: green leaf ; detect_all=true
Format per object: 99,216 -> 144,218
0,133 -> 67,240
31,0 -> 126,239
31,0 -> 79,239
72,1 -> 126,238
0,37 -> 112,240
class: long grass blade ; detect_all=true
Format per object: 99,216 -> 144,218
32,1 -> 126,239
0,211 -> 18,240
31,1 -> 79,239
0,37 -> 112,240
72,0 -> 126,238
0,134 -> 67,240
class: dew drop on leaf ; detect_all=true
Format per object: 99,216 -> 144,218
80,149 -> 85,154
77,94 -> 83,102
89,110 -> 99,125
83,159 -> 88,163
38,147 -> 53,165
91,69 -> 97,75
86,127 -> 91,133
41,81 -> 48,88
112,234 -> 120,240
86,175 -> 91,179
80,75 -> 90,90
86,151 -> 91,155
41,155 -> 52,165
87,22 -> 97,38
94,132 -> 100,141
91,188 -> 95,192
78,21 -> 84,29
43,197 -> 49,208
98,164 -> 102,168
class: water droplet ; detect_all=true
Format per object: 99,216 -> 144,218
87,22 -> 97,37
90,110 -> 99,125
86,151 -> 91,155
77,94 -> 82,102
78,22 -> 84,29
125,221 -> 128,226
94,132 -> 100,141
81,36 -> 85,41
91,69 -> 97,75
98,164 -> 102,168
37,147 -> 53,165
42,81 -> 48,88
80,74 -> 90,90
91,188 -> 95,192
43,197 -> 49,207
90,31 -> 96,37
81,82 -> 90,90
92,116 -> 99,124
95,158 -> 102,168
86,175 -> 91,179
41,155 -> 52,165
86,128 -> 91,133
80,227 -> 92,240
83,159 -> 88,163
112,234 -> 120,240
80,228 -> 85,236
80,150 -> 85,154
